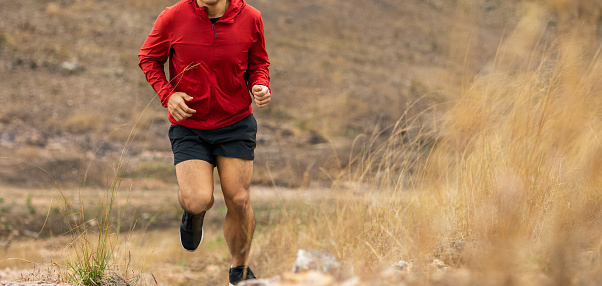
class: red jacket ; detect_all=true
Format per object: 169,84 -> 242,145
139,0 -> 270,129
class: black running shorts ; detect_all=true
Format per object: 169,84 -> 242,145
168,114 -> 257,165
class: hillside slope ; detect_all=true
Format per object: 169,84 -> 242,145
0,0 -> 521,187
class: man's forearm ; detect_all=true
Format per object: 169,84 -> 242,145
139,58 -> 174,107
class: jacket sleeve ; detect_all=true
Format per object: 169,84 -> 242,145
247,14 -> 271,91
138,10 -> 175,108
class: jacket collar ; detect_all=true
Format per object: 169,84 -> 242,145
192,0 -> 245,23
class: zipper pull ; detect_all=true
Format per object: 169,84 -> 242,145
212,24 -> 218,38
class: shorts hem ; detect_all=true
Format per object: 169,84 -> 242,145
213,152 -> 254,161
174,158 -> 216,166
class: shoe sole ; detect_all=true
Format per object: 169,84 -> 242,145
180,227 -> 204,251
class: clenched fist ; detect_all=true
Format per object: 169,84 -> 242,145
168,92 -> 196,122
252,85 -> 271,108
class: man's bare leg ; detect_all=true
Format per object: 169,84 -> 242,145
216,156 -> 255,267
176,160 -> 215,215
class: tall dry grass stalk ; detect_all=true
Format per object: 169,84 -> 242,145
55,60 -> 201,286
253,2 -> 602,284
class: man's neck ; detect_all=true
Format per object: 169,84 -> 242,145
197,0 -> 230,18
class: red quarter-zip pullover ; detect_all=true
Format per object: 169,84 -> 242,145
139,0 -> 270,129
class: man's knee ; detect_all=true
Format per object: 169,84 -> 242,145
179,188 -> 214,214
225,191 -> 251,215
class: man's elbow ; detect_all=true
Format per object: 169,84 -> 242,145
138,55 -> 161,72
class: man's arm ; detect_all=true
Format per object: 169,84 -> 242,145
138,10 -> 176,108
247,15 -> 271,108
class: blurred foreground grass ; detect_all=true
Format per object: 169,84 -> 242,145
250,2 -> 602,284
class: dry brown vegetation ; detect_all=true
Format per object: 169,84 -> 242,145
1,0 -> 602,285
256,1 -> 602,284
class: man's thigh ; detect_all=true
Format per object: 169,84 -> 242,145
176,159 -> 215,196
216,156 -> 253,198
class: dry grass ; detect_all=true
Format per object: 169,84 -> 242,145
245,1 -> 602,284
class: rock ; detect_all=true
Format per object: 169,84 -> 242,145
430,259 -> 449,272
24,131 -> 47,147
393,260 -> 413,272
292,250 -> 341,274
60,60 -> 84,75
308,132 -> 327,145
237,272 -> 337,286
237,276 -> 281,286
338,277 -> 360,286
433,239 -> 476,266
282,271 -> 335,286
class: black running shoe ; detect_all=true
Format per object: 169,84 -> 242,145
229,266 -> 256,286
179,210 -> 205,251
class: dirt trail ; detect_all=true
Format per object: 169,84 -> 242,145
0,185 -> 334,286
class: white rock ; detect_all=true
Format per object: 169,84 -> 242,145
292,249 -> 341,274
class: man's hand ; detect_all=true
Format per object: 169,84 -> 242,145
167,92 -> 196,122
252,85 -> 271,108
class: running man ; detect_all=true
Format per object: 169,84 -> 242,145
138,0 -> 270,284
